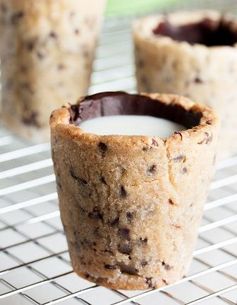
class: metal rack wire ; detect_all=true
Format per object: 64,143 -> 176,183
0,12 -> 237,305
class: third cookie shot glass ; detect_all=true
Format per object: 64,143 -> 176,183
50,92 -> 219,290
133,10 -> 237,160
0,0 -> 106,142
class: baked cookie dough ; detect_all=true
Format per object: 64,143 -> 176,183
0,0 -> 106,142
133,10 -> 237,159
50,92 -> 219,290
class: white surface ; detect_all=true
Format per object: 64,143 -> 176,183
80,115 -> 184,137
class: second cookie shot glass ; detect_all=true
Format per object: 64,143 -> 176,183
0,0 -> 106,142
50,91 -> 219,290
133,10 -> 237,159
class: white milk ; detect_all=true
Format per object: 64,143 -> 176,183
79,115 -> 184,137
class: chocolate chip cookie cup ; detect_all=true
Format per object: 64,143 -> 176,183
50,92 -> 219,290
133,10 -> 237,159
0,0 -> 106,142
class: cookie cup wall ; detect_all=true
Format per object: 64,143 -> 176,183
50,93 -> 219,289
133,11 -> 237,159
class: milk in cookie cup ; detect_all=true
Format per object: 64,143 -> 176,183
50,92 -> 219,290
133,11 -> 237,159
0,0 -> 106,142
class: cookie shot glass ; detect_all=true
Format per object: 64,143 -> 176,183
133,11 -> 237,159
50,92 -> 219,290
0,0 -> 106,142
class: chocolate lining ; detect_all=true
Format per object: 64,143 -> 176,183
69,92 -> 202,129
152,17 -> 237,46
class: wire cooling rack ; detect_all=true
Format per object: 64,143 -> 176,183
0,13 -> 237,305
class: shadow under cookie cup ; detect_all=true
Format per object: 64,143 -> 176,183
133,10 -> 237,160
50,92 -> 219,290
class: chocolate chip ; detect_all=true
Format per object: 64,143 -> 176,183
110,217 -> 119,226
11,11 -> 24,24
98,142 -> 108,156
78,206 -> 86,214
93,227 -> 101,237
58,64 -> 66,70
83,239 -> 94,247
1,4 -> 7,13
88,207 -> 103,220
104,249 -> 114,255
139,237 -> 148,244
118,243 -> 132,255
162,261 -> 172,270
120,185 -> 127,198
120,167 -> 127,176
152,138 -> 159,146
146,277 -> 154,289
104,264 -> 117,270
168,199 -> 175,205
70,240 -> 80,251
194,77 -> 203,84
173,155 -> 186,162
98,142 -> 107,152
100,176 -> 107,185
49,31 -> 57,39
198,132 -> 213,144
78,177 -> 88,185
205,132 -> 213,144
26,39 -> 36,51
182,167 -> 188,174
118,228 -> 130,240
37,51 -> 45,60
126,212 -> 134,222
22,112 -> 40,128
148,164 -> 157,174
70,168 -> 88,186
206,120 -> 212,125
141,260 -> 148,267
137,59 -> 144,68
20,65 -> 28,73
20,82 -> 34,94
119,263 -> 138,275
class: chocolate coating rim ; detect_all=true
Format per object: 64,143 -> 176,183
133,10 -> 237,50
69,91 -> 202,129
152,16 -> 237,47
50,92 -> 219,142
